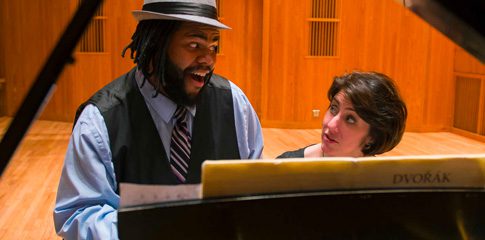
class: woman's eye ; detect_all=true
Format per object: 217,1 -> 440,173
346,115 -> 356,124
329,104 -> 338,115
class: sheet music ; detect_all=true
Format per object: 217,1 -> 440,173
120,183 -> 201,208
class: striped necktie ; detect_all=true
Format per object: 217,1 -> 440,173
170,106 -> 191,183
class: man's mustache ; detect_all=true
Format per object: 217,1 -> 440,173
185,65 -> 214,73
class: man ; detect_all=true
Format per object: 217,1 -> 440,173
53,0 -> 263,239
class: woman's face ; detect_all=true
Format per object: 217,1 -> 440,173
321,91 -> 372,157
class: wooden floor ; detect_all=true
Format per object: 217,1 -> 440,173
1,117 -> 485,239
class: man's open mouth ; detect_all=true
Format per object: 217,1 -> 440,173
191,72 -> 207,83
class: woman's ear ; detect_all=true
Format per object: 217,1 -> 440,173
363,136 -> 373,150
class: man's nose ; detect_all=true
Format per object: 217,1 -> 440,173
196,48 -> 215,66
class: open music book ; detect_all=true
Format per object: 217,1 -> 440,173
120,154 -> 485,207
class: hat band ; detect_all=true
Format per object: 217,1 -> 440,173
143,2 -> 218,20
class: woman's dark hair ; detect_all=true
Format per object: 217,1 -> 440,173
122,20 -> 180,94
328,71 -> 407,156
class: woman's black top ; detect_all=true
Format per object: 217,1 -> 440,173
276,146 -> 307,158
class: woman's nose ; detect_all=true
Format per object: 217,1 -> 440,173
326,115 -> 340,133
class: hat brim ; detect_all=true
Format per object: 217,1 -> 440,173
132,10 -> 231,29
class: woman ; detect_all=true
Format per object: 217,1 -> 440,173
277,71 -> 407,158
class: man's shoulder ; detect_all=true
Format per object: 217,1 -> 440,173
208,73 -> 231,90
86,69 -> 137,113
209,74 -> 247,97
99,69 -> 136,95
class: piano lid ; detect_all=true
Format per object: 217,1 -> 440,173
396,0 -> 485,63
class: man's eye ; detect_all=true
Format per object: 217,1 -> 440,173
209,45 -> 218,52
189,43 -> 198,48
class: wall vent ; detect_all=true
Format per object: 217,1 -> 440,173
453,75 -> 481,133
308,0 -> 340,57
78,0 -> 106,53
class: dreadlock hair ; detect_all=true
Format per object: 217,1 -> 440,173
122,20 -> 180,96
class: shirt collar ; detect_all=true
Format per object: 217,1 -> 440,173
135,69 -> 196,123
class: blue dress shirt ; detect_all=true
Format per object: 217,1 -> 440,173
53,72 -> 264,240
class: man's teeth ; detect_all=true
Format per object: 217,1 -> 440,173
191,72 -> 207,82
193,72 -> 207,77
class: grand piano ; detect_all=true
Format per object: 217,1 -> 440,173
0,0 -> 484,239
117,1 -> 485,239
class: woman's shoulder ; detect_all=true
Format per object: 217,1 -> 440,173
304,143 -> 323,158
276,148 -> 305,159
276,144 -> 320,159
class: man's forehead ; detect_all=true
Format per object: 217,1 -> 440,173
179,22 -> 219,35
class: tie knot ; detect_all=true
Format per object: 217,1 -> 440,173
173,106 -> 187,122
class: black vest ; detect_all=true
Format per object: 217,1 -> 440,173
75,68 -> 240,189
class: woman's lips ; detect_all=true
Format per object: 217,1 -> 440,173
323,133 -> 338,144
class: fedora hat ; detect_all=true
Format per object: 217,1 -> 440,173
132,0 -> 230,29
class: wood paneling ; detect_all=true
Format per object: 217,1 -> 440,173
48,54 -> 112,121
481,80 -> 485,136
263,0 -> 314,125
108,0 -> 142,79
2,0 -> 72,119
0,0 -> 5,116
261,0 -> 457,130
453,75 -> 481,132
454,47 -> 485,75
0,0 -> 472,132
452,31 -> 485,139
43,0 -> 117,121
0,1 -> 4,79
213,0 -> 263,114
0,0 -> 140,122
422,30 -> 455,130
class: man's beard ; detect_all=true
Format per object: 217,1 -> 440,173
162,58 -> 213,106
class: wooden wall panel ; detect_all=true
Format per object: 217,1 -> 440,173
422,31 -> 455,131
0,1 -> 6,116
261,0 -> 457,130
262,0 -> 322,128
42,0 -> 116,121
2,0 -> 72,118
0,0 -> 141,122
40,69 -> 74,122
451,72 -> 485,140
1,0 -> 464,132
109,0 -> 142,78
451,24 -> 484,139
213,0 -> 263,114
453,75 -> 481,133
375,4 -> 430,130
454,47 -> 485,75
45,0 -> 140,121
0,1 -> 4,79
481,80 -> 485,136
46,54 -> 112,121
